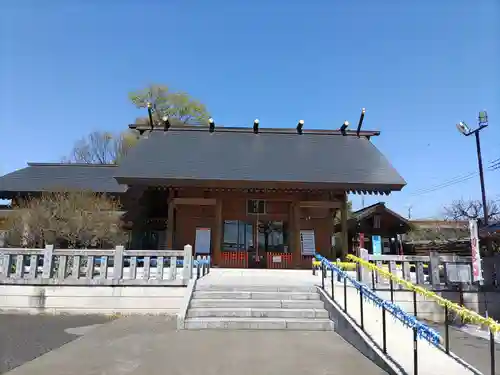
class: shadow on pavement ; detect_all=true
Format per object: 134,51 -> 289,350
0,314 -> 111,374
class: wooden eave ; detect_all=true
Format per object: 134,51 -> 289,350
117,178 -> 398,195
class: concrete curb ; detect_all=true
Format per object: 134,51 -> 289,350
316,287 -> 407,375
177,278 -> 197,330
439,346 -> 484,375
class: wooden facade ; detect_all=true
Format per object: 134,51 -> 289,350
131,187 -> 348,269
337,203 -> 411,256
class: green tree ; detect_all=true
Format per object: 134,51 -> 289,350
130,84 -> 210,126
66,84 -> 210,164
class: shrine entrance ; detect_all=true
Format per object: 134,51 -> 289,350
248,221 -> 290,269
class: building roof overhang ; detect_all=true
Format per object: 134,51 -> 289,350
0,125 -> 406,197
116,126 -> 406,193
0,163 -> 126,199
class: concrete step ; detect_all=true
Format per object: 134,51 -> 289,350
193,291 -> 320,300
184,317 -> 334,330
195,284 -> 318,293
190,299 -> 325,309
187,307 -> 329,319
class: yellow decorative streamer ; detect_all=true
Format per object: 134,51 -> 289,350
346,254 -> 500,333
312,260 -> 357,271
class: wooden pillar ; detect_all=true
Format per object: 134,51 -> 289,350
293,202 -> 301,267
340,193 -> 348,260
166,200 -> 175,249
213,198 -> 223,266
330,208 -> 336,259
288,202 -> 295,260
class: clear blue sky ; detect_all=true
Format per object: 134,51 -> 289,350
1,0 -> 498,218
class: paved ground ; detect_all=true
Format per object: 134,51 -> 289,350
0,314 -> 110,374
196,268 -> 323,287
2,269 -> 489,375
429,323 -> 500,375
4,316 -> 388,375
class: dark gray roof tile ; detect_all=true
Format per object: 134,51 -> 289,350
115,128 -> 406,190
0,163 -> 126,197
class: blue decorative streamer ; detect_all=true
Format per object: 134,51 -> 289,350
193,258 -> 210,266
314,254 -> 441,346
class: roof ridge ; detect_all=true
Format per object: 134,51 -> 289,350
130,124 -> 381,137
353,202 -> 385,214
27,163 -> 118,168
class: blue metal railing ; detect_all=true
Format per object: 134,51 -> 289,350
315,253 -> 440,345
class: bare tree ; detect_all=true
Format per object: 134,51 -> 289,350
6,198 -> 58,247
443,199 -> 500,224
65,84 -> 210,164
6,191 -> 127,248
64,131 -> 137,164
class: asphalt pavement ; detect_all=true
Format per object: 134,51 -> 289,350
2,313 -> 498,375
3,316 -> 388,375
429,323 -> 500,375
0,314 -> 110,374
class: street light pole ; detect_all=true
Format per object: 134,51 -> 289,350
456,111 -> 490,230
474,130 -> 489,228
457,111 -> 491,318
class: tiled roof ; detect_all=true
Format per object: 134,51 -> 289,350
0,163 -> 126,198
115,127 -> 406,192
352,202 -> 409,223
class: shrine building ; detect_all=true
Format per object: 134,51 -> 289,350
0,122 -> 406,269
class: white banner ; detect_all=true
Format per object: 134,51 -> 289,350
300,230 -> 316,256
195,228 -> 211,254
469,219 -> 483,283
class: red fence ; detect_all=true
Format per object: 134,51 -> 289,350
220,251 -> 248,268
266,253 -> 293,269
219,252 -> 297,269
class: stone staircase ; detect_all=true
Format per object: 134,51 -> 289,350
184,284 -> 334,330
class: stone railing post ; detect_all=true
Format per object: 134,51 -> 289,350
42,244 -> 54,279
429,251 -> 441,287
113,245 -> 124,281
359,248 -> 370,284
0,253 -> 7,279
183,244 -> 193,283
